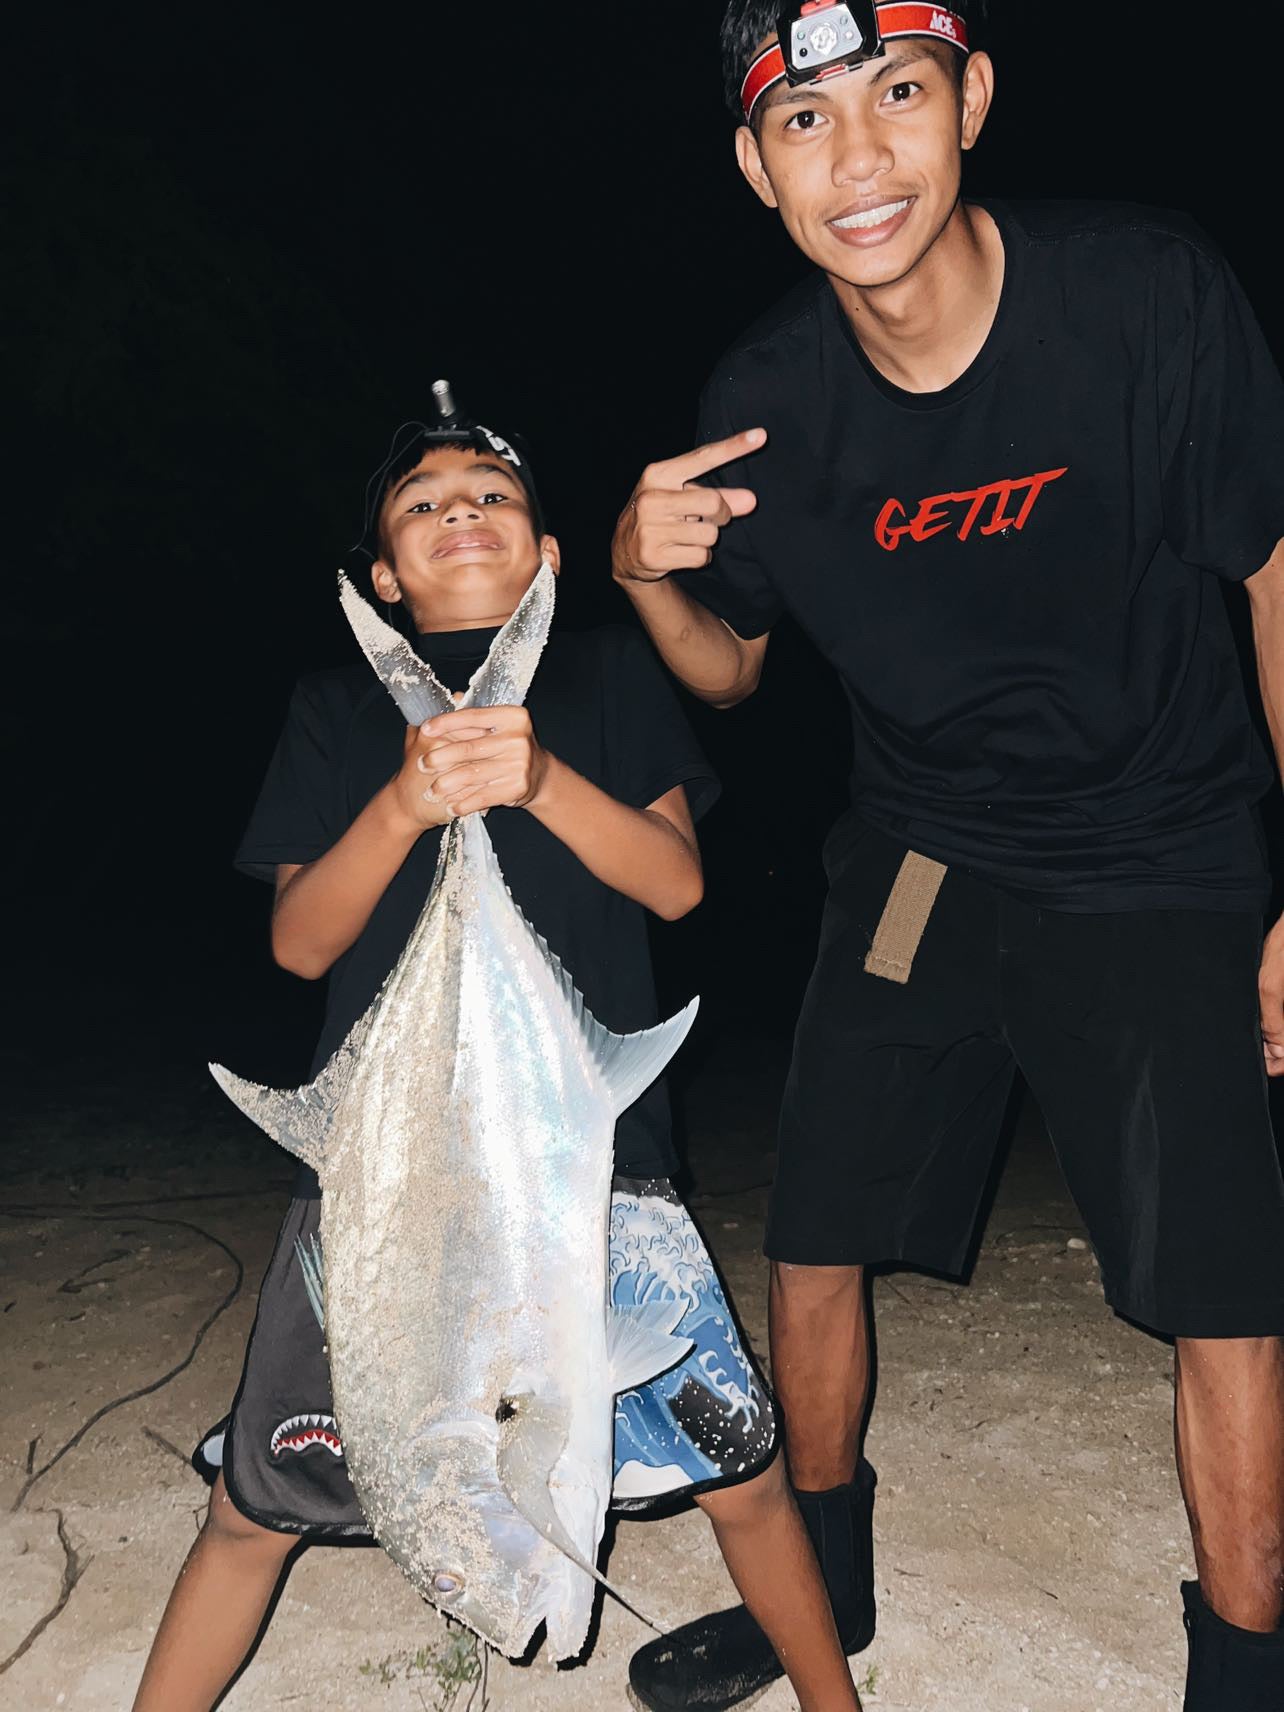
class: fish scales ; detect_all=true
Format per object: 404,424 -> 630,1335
211,567 -> 698,1661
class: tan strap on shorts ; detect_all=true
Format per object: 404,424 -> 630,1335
863,850 -> 948,985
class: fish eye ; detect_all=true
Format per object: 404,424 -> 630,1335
433,1570 -> 464,1598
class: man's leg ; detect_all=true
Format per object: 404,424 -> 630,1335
769,1262 -> 870,1489
1175,1335 -> 1284,1630
132,1473 -> 297,1712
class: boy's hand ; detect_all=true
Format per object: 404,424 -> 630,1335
414,706 -> 550,818
386,724 -> 468,832
612,429 -> 765,584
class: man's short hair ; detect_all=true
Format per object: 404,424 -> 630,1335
719,1 -> 979,125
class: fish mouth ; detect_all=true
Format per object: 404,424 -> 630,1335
270,1412 -> 343,1458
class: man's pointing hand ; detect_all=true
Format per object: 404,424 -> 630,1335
612,428 -> 766,584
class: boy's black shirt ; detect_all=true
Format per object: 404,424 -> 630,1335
685,200 -> 1283,914
236,621 -> 718,1178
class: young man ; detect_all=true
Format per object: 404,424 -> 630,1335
132,396 -> 864,1712
611,4 -> 1284,1708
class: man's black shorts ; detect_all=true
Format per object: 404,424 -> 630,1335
768,816 -> 1284,1338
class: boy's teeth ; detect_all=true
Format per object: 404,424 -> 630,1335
833,198 -> 911,230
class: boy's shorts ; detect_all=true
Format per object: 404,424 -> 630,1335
766,815 -> 1284,1339
199,1178 -> 776,1536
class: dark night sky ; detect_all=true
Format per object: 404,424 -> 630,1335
8,5 -> 1280,1095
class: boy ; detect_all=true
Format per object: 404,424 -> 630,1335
610,3 -> 1284,1708
132,391 -> 863,1711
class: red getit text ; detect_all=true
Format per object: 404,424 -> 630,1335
874,467 -> 1069,552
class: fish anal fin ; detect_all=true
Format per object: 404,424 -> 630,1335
209,1005 -> 369,1178
607,1302 -> 694,1397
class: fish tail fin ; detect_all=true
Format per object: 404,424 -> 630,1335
458,563 -> 555,711
588,997 -> 700,1119
495,1394 -> 665,1637
338,572 -> 455,725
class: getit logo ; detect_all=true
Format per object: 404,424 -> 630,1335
874,466 -> 1068,552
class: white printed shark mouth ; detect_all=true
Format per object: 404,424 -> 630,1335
270,1412 -> 343,1459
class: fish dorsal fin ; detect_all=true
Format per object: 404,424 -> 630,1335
494,1392 -> 662,1633
338,572 -> 455,725
607,1301 -> 694,1396
584,1000 -> 700,1119
472,827 -> 700,1115
208,1008 -> 370,1179
457,561 -> 555,711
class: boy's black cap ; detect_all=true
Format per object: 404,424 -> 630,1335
354,379 -> 544,560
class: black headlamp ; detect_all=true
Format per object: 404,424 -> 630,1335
354,379 -> 544,560
741,1 -> 969,123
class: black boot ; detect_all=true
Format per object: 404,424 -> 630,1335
1183,1581 -> 1284,1710
627,1461 -> 877,1712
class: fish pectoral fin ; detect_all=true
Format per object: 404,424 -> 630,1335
495,1392 -> 663,1634
338,572 -> 455,725
607,1302 -> 695,1396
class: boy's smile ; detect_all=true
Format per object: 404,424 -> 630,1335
372,444 -> 559,631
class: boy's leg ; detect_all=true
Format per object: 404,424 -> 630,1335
132,1473 -> 298,1712
1175,1335 -> 1284,1629
695,1458 -> 861,1712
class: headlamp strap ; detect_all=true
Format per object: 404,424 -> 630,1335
741,2 -> 969,124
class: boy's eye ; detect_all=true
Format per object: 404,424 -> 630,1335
407,500 -> 439,514
885,81 -> 922,104
478,491 -> 508,505
784,108 -> 822,132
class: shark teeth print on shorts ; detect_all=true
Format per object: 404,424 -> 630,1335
269,1413 -> 343,1458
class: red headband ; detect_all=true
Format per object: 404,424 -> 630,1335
741,3 -> 969,123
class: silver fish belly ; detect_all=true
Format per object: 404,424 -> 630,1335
211,567 -> 696,1661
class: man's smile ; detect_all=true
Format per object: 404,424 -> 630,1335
828,196 -> 915,245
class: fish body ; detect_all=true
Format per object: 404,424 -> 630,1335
212,567 -> 696,1660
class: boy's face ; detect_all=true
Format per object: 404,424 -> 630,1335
372,446 -> 558,630
735,37 -> 994,292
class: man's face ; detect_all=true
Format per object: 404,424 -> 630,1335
372,445 -> 554,627
736,38 -> 993,290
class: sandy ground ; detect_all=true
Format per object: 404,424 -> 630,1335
2,1040 -> 1195,1711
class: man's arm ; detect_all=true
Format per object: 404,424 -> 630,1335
1246,539 -> 1284,1076
612,430 -> 770,708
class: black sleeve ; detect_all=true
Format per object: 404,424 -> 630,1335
234,676 -> 346,882
1161,248 -> 1284,581
678,374 -> 785,639
602,627 -> 720,823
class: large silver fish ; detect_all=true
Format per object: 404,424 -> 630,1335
211,565 -> 697,1660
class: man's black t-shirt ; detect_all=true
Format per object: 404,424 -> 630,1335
236,622 -> 717,1177
686,201 -> 1283,913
